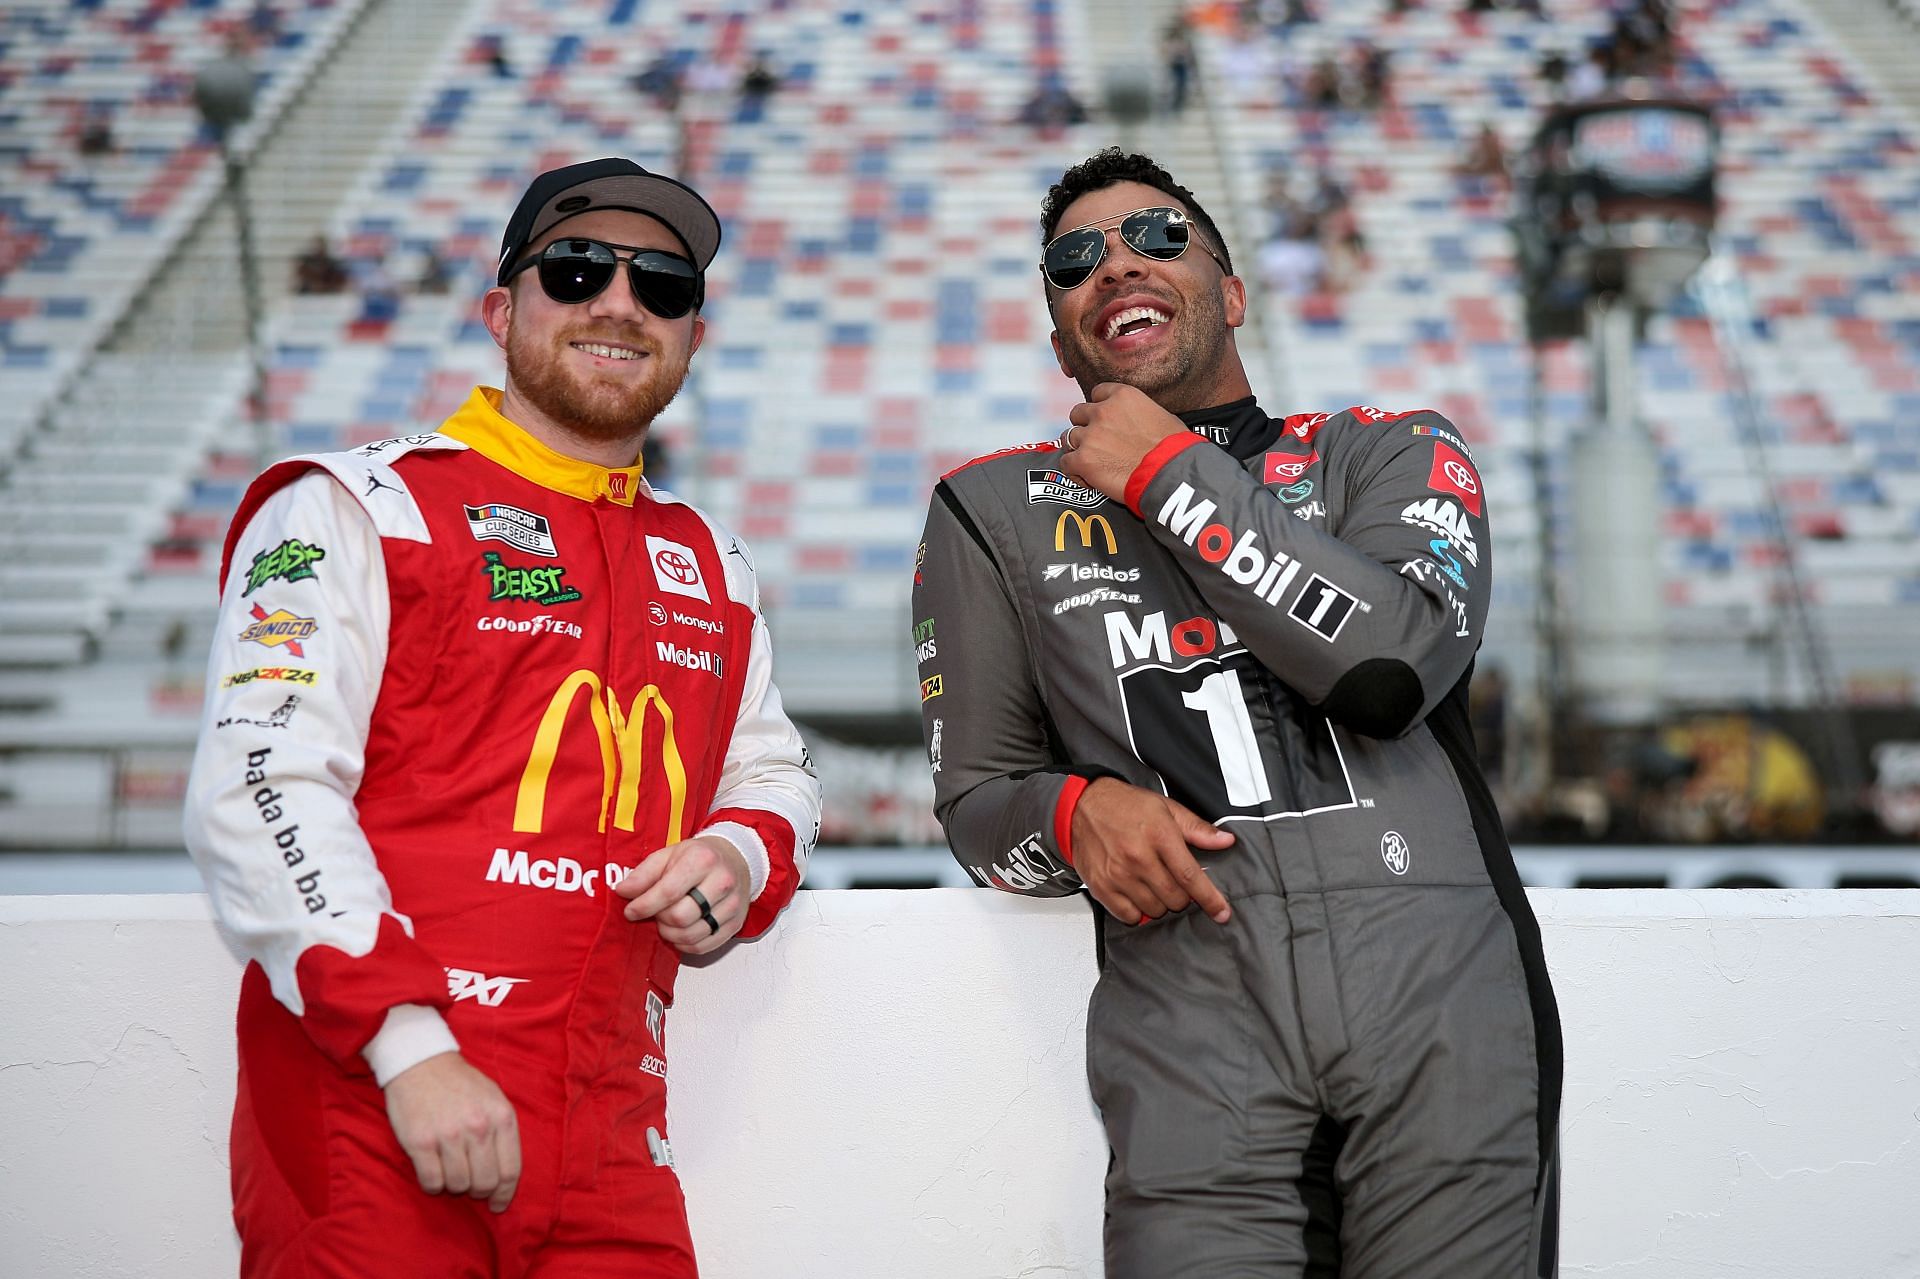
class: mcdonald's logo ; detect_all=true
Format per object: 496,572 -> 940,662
1055,510 -> 1117,554
516,669 -> 686,843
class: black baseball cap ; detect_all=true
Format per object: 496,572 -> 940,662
495,157 -> 723,285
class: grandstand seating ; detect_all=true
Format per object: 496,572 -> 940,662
0,0 -> 357,455
1193,0 -> 1920,700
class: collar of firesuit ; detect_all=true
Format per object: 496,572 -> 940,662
441,386 -> 647,507
1177,395 -> 1281,462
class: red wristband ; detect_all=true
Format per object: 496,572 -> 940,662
1124,433 -> 1204,516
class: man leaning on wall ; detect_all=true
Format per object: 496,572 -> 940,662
183,157 -> 820,1278
913,148 -> 1561,1277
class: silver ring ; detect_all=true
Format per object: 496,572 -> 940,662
1061,424 -> 1084,452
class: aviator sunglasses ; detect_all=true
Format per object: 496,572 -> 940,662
504,237 -> 704,318
1041,205 -> 1229,291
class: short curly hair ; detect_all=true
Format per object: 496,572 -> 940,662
1040,148 -> 1233,277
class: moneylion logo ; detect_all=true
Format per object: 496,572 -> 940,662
516,670 -> 686,842
1054,510 -> 1117,554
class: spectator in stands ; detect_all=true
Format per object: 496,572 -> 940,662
1538,47 -> 1571,100
1161,16 -> 1196,115
1455,122 -> 1510,185
478,33 -> 513,79
633,50 -> 684,113
183,156 -> 819,1278
413,247 -> 454,295
918,146 -> 1560,1277
1569,41 -> 1617,98
1301,55 -> 1342,110
1351,38 -> 1392,109
1016,80 -> 1090,130
738,53 -> 780,105
77,108 -> 115,157
293,235 -> 349,295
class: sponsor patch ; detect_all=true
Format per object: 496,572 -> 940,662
1187,422 -> 1231,445
1400,498 -> 1479,567
214,694 -> 301,731
1277,480 -> 1315,504
1380,830 -> 1411,875
914,541 -> 926,586
920,674 -> 944,702
1262,451 -> 1319,484
1044,563 -> 1140,585
1288,575 -> 1362,642
446,968 -> 527,1006
656,640 -> 723,678
928,718 -> 943,774
1293,501 -> 1328,522
1026,468 -> 1106,508
1156,482 -> 1305,606
221,666 -> 317,688
1054,509 -> 1118,553
1410,423 -> 1471,455
239,603 -> 317,657
975,831 -> 1075,892
645,535 -> 711,604
354,434 -> 440,457
476,614 -> 583,638
1426,441 -> 1482,517
914,618 -> 937,664
1055,587 -> 1143,616
465,503 -> 559,556
481,551 -> 581,606
243,539 -> 326,596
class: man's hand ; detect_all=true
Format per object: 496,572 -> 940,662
1058,382 -> 1189,500
615,835 -> 753,955
383,1052 -> 521,1213
1071,777 -> 1235,925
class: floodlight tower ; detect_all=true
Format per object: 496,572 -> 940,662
1513,94 -> 1719,757
193,42 -> 271,465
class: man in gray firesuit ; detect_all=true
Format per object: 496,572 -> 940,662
912,148 -> 1561,1277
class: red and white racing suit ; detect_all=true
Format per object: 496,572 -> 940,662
183,387 -> 821,1278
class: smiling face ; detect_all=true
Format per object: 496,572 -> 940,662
483,208 -> 704,448
1045,180 -> 1248,412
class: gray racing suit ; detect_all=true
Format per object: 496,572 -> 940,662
913,397 -> 1560,1278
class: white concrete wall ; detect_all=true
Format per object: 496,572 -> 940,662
1,888 -> 1917,1278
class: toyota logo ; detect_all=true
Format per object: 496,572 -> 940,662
1443,460 -> 1477,494
655,549 -> 699,585
647,602 -> 668,626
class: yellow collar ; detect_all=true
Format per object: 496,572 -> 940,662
439,387 -> 645,507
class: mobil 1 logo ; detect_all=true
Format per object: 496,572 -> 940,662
1288,574 -> 1361,642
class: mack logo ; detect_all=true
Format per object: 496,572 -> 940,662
465,503 -> 558,557
1045,563 -> 1140,584
482,551 -> 581,605
446,967 -> 527,1006
1156,482 -> 1303,605
1400,498 -> 1479,566
1055,510 -> 1117,553
655,641 -> 723,678
239,603 -> 317,657
243,539 -> 326,596
1027,468 -> 1106,508
1104,610 -> 1242,670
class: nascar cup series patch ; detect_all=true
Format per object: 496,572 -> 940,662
1026,468 -> 1106,509
465,503 -> 559,556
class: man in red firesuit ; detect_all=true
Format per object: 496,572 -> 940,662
184,158 -> 821,1277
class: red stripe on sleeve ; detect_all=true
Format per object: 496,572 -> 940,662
1123,433 -> 1204,517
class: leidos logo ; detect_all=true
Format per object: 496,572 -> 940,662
1054,510 -> 1117,554
516,670 -> 687,843
1156,483 -> 1302,605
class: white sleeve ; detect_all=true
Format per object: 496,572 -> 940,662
694,531 -> 821,902
182,472 -> 457,1083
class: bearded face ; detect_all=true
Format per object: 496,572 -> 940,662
1052,270 -> 1230,404
503,303 -> 693,442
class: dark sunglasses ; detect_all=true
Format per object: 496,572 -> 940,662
1041,205 -> 1229,291
505,237 -> 704,318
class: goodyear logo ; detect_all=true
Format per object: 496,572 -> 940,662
239,603 -> 318,657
